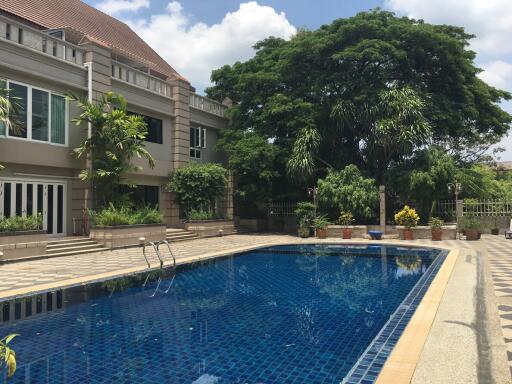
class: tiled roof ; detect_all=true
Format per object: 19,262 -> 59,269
0,0 -> 186,82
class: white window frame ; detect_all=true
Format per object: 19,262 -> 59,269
190,126 -> 206,159
0,79 -> 69,147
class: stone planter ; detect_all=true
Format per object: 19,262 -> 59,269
0,230 -> 47,261
395,225 -> 457,240
185,220 -> 235,238
316,228 -> 327,239
90,224 -> 166,249
327,225 -> 368,239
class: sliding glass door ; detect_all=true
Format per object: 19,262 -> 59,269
0,179 -> 66,236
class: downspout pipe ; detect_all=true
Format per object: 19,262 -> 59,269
83,62 -> 93,212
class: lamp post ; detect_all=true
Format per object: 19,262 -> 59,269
447,181 -> 463,220
447,181 -> 462,201
307,187 -> 318,218
307,186 -> 318,237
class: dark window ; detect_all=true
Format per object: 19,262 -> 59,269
18,28 -> 23,44
3,182 -> 11,217
9,83 -> 28,137
128,112 -> 163,144
5,24 -> 10,40
119,185 -> 159,208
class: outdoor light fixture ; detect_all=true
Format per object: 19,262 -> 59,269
447,181 -> 462,201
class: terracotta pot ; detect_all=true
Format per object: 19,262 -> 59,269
316,228 -> 327,239
431,229 -> 442,241
403,228 -> 414,240
342,228 -> 352,239
465,229 -> 479,241
491,228 -> 499,235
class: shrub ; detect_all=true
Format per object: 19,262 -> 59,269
133,206 -> 164,224
187,209 -> 227,221
312,215 -> 331,230
317,165 -> 379,221
294,201 -> 316,229
167,163 -> 228,215
0,215 -> 42,233
394,205 -> 420,228
338,211 -> 354,226
91,204 -> 163,226
430,217 -> 443,230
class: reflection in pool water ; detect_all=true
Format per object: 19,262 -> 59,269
0,245 -> 442,384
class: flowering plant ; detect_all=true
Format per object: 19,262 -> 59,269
394,205 -> 420,228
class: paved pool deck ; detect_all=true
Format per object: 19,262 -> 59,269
0,233 -> 511,383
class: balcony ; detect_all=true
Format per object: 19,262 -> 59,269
190,94 -> 227,117
0,15 -> 84,66
111,61 -> 171,98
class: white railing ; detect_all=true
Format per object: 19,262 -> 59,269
111,61 -> 172,98
190,94 -> 227,117
0,15 -> 84,65
463,200 -> 512,216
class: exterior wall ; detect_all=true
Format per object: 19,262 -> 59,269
0,14 -> 230,235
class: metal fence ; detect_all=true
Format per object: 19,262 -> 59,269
267,202 -> 297,216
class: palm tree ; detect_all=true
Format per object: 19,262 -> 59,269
69,92 -> 155,207
0,87 -> 21,171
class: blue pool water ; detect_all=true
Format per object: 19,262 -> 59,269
0,245 -> 444,384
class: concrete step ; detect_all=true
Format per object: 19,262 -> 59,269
166,233 -> 198,241
42,247 -> 109,258
47,237 -> 91,246
47,240 -> 98,249
166,228 -> 187,234
46,243 -> 105,254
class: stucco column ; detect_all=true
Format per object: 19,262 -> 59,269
170,78 -> 191,168
379,185 -> 386,233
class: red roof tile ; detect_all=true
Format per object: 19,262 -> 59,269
0,0 -> 186,82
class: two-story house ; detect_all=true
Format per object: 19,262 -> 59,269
0,0 -> 231,237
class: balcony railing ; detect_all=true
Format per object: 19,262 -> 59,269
111,61 -> 171,98
0,15 -> 84,65
190,94 -> 227,117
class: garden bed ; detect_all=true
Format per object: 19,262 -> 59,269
0,230 -> 47,261
90,224 -> 166,249
185,220 -> 236,238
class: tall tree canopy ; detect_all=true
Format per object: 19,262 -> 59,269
207,10 -> 511,188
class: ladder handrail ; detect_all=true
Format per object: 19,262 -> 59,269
140,239 -> 164,269
157,239 -> 176,270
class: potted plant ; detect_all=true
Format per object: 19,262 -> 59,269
338,211 -> 354,239
313,216 -> 330,239
459,215 -> 481,241
430,217 -> 443,241
394,205 -> 420,240
295,202 -> 316,238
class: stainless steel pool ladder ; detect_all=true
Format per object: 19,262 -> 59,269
139,238 -> 177,270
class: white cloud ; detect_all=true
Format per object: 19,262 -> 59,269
385,0 -> 512,160
129,1 -> 296,92
479,60 -> 512,90
97,0 -> 149,15
385,0 -> 512,58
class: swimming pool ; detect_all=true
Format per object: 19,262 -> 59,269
0,244 -> 446,383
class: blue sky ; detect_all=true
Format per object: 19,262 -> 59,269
84,0 -> 512,160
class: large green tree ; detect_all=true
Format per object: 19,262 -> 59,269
207,10 -> 511,189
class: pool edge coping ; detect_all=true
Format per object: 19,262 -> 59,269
375,247 -> 459,384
